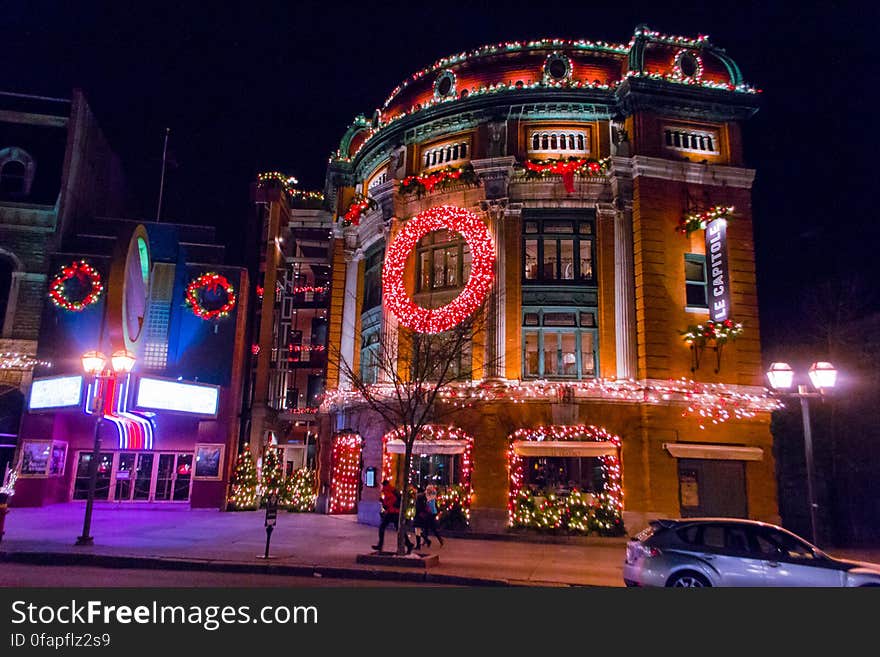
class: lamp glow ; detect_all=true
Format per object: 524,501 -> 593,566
81,351 -> 107,376
110,349 -> 137,374
808,362 -> 837,391
766,362 -> 794,390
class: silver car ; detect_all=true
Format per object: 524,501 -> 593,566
623,518 -> 880,587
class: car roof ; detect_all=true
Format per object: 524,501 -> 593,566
652,517 -> 780,530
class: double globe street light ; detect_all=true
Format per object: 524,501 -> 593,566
766,361 -> 838,546
75,349 -> 136,546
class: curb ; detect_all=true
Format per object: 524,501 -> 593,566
443,530 -> 630,546
0,550 -> 520,588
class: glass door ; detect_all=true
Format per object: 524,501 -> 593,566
113,453 -> 136,500
154,454 -> 175,501
173,454 -> 192,501
73,452 -> 113,500
132,453 -> 154,500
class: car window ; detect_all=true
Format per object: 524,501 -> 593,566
724,526 -> 752,554
700,525 -> 725,549
758,529 -> 817,561
676,526 -> 700,544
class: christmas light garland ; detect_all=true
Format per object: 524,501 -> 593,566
382,424 -> 474,525
185,272 -> 237,320
49,260 -> 104,312
0,352 -> 51,370
508,425 -> 624,535
515,157 -> 609,193
382,205 -> 494,334
256,171 -> 324,205
329,432 -> 363,513
291,285 -> 329,295
397,163 -> 479,198
682,318 -> 743,346
342,193 -> 378,226
673,49 -> 704,82
677,205 -> 734,236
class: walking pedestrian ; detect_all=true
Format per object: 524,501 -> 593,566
423,484 -> 444,546
372,479 -> 414,553
414,486 -> 429,549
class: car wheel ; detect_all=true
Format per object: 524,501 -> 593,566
667,571 -> 711,587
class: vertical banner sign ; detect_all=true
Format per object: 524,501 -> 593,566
705,218 -> 731,322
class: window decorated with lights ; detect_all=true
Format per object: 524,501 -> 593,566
508,425 -> 624,536
382,425 -> 474,529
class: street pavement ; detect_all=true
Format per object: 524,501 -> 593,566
3,504 -> 878,587
0,503 -> 629,587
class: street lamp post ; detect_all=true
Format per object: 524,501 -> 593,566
766,361 -> 837,546
75,349 -> 136,546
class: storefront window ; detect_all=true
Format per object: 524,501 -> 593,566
523,456 -> 603,494
412,454 -> 459,488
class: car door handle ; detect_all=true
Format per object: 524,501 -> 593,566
700,554 -> 715,560
767,561 -> 780,568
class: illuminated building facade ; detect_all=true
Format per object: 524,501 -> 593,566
312,25 -> 781,533
13,213 -> 248,507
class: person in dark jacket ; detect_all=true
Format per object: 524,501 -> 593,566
413,486 -> 429,549
372,480 -> 414,553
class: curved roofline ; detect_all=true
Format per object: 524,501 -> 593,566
381,37 -> 630,111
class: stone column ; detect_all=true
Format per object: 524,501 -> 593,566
338,233 -> 363,391
610,157 -> 637,379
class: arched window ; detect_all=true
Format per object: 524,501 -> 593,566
0,161 -> 26,195
0,147 -> 36,197
532,134 -> 540,150
460,142 -> 467,158
577,134 -> 585,150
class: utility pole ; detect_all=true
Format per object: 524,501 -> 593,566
156,128 -> 170,222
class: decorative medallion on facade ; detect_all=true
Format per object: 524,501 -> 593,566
543,52 -> 573,84
433,69 -> 457,101
382,205 -> 494,334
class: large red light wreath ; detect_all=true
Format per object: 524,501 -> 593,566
382,205 -> 494,334
49,260 -> 104,311
185,272 -> 237,320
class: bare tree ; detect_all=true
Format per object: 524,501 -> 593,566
330,308 -> 488,556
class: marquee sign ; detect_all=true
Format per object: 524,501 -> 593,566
28,375 -> 83,411
705,218 -> 731,322
135,377 -> 220,417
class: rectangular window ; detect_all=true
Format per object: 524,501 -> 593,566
685,254 -> 709,308
416,232 -> 468,292
523,456 -> 603,493
522,308 -> 598,380
522,215 -> 595,284
362,248 -> 384,312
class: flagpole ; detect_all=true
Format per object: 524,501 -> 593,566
156,128 -> 170,222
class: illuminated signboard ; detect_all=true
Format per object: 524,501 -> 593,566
29,375 -> 84,411
135,377 -> 220,417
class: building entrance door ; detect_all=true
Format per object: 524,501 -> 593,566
154,453 -> 193,502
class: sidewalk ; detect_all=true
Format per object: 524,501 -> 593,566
0,503 -> 628,587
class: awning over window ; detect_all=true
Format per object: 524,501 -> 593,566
512,440 -> 618,457
386,439 -> 466,455
663,442 -> 764,462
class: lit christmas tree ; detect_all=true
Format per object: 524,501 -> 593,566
261,446 -> 283,501
228,444 -> 258,510
281,468 -> 316,512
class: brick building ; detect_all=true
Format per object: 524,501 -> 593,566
279,26 -> 780,533
0,90 -> 125,477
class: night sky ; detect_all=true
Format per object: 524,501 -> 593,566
4,1 -> 877,357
